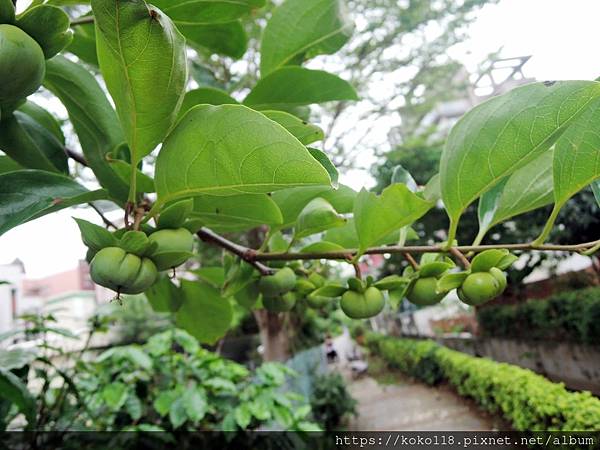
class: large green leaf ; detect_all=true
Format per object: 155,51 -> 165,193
154,104 -> 331,206
0,170 -> 107,236
176,280 -> 233,344
44,56 -> 129,202
553,97 -> 600,207
0,156 -> 22,175
354,184 -> 433,254
18,101 -> 65,145
262,111 -> 324,145
440,81 -> 600,239
190,194 -> 283,232
271,184 -> 356,228
68,21 -> 98,66
0,112 -> 66,173
260,0 -> 353,76
0,368 -> 35,427
244,67 -> 357,110
178,88 -> 238,120
92,0 -> 187,165
477,150 -> 554,241
178,21 -> 247,58
150,0 -> 264,25
16,5 -> 73,59
145,276 -> 184,313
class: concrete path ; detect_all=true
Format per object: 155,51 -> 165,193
331,331 -> 503,431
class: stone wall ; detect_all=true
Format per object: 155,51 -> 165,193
437,336 -> 600,395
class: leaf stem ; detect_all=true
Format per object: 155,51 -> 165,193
70,16 -> 94,26
582,240 -> 600,256
445,217 -> 459,249
449,247 -> 471,269
532,204 -> 561,246
402,252 -> 419,270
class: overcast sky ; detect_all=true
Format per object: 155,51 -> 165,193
2,0 -> 599,278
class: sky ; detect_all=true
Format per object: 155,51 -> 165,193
1,0 -> 599,278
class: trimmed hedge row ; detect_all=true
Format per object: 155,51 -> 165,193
477,286 -> 600,344
365,333 -> 600,431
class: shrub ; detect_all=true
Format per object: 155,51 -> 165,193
366,333 -> 600,431
477,286 -> 600,344
309,372 -> 357,430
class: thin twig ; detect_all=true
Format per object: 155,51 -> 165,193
88,202 -> 117,229
252,240 -> 600,261
196,227 -> 275,276
449,247 -> 471,269
70,16 -> 94,26
65,148 -> 88,166
403,252 -> 419,270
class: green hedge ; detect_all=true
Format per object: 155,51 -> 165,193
476,286 -> 600,344
365,333 -> 600,431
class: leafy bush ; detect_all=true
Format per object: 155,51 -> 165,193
366,333 -> 600,431
477,286 -> 600,344
309,372 -> 357,430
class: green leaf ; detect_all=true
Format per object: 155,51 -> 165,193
272,184 -> 356,228
179,21 -> 247,58
18,101 -> 65,145
178,87 -> 238,120
176,280 -> 233,344
0,0 -> 15,23
423,173 -> 441,202
373,275 -> 409,291
182,387 -> 207,422
295,197 -> 345,239
68,21 -> 97,66
553,97 -> 600,208
391,165 -> 418,192
260,0 -> 353,76
496,253 -> 519,270
0,368 -> 35,427
92,0 -> 187,164
244,67 -> 357,110
222,258 -> 257,297
16,5 -> 73,59
0,156 -> 22,175
470,249 -> 510,273
440,81 -> 600,235
108,158 -> 156,194
436,272 -> 469,293
190,194 -> 283,232
157,199 -> 194,230
102,382 -> 128,411
0,349 -> 36,370
419,261 -> 453,278
193,266 -> 225,288
309,284 -> 346,298
125,395 -> 143,421
353,184 -> 433,254
234,404 -> 252,429
0,170 -> 107,236
262,111 -> 324,145
153,390 -> 177,417
44,56 -> 130,202
74,218 -> 117,252
154,105 -> 331,205
150,0 -> 264,25
119,231 -> 153,256
145,276 -> 184,313
478,150 -> 554,239
308,148 -> 339,187
0,112 -> 65,172
169,397 -> 187,429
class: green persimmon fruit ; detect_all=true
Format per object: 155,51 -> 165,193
340,286 -> 384,319
0,25 -> 45,104
305,294 -> 330,309
459,271 -> 502,306
263,291 -> 296,312
90,247 -> 158,294
406,277 -> 446,306
148,228 -> 194,270
489,267 -> 507,292
258,267 -> 296,297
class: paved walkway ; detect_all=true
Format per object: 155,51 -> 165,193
332,331 -> 502,431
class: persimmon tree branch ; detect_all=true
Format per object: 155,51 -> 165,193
196,227 -> 275,276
